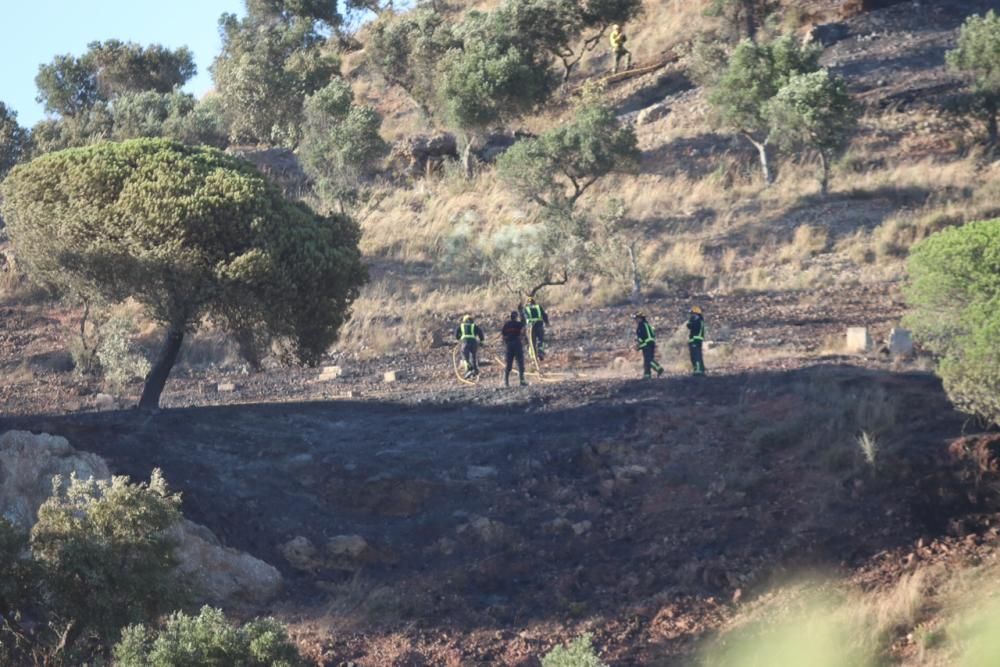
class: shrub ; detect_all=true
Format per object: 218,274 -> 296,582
31,471 -> 185,648
542,633 -> 608,667
114,606 -> 307,667
904,219 -> 1000,426
95,315 -> 151,394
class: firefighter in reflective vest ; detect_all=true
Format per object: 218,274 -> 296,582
610,24 -> 632,74
634,312 -> 664,379
687,305 -> 706,376
523,296 -> 550,361
455,314 -> 485,378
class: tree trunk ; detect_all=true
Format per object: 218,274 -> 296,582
626,242 -> 642,304
461,135 -> 476,180
138,325 -> 185,410
988,105 -> 998,148
743,0 -> 757,42
743,134 -> 773,185
819,151 -> 830,197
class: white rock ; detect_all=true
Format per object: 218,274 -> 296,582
318,365 -> 343,380
846,327 -> 871,353
217,382 -> 237,393
383,370 -> 399,383
637,102 -> 670,125
94,393 -> 116,411
466,465 -> 498,480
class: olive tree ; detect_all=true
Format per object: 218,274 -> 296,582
299,79 -> 388,212
493,89 -> 640,297
767,69 -> 858,196
904,219 -> 1000,426
947,10 -> 1000,147
709,36 -> 820,184
212,9 -> 340,146
1,138 -> 366,409
35,41 -> 196,117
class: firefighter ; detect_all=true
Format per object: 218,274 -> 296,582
687,306 -> 706,376
633,312 -> 664,379
609,24 -> 632,74
500,310 -> 528,387
523,296 -> 550,361
455,314 -> 485,378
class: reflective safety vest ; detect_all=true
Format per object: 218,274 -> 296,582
460,323 -> 478,340
610,30 -> 626,51
639,321 -> 655,348
689,319 -> 706,343
525,304 -> 543,324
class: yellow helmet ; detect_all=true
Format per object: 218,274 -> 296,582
633,311 -> 645,320
612,24 -> 620,31
690,305 -> 703,315
525,295 -> 535,304
462,314 -> 473,322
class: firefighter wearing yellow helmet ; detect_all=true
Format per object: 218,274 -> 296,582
609,24 -> 632,74
455,314 -> 485,378
687,306 -> 706,376
633,312 -> 664,379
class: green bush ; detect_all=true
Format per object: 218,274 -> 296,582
114,606 -> 307,667
904,219 -> 1000,426
542,633 -> 608,667
95,315 -> 151,393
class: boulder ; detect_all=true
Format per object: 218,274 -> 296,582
383,370 -> 399,384
217,382 -> 237,393
0,431 -> 111,529
637,103 -> 670,126
94,393 -> 117,411
389,133 -> 459,177
171,519 -> 283,606
281,536 -> 324,573
325,534 -> 378,570
806,22 -> 850,46
0,431 -> 282,607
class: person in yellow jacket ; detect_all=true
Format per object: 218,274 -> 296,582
610,24 -> 632,74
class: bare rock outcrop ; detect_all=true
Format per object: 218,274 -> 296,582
0,430 -> 282,606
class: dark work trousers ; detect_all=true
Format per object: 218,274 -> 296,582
689,341 -> 705,375
462,340 -> 480,372
642,343 -> 661,377
530,322 -> 545,358
504,343 -> 525,384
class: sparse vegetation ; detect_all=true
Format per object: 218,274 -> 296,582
542,633 -> 608,667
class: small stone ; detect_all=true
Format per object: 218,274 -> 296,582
572,520 -> 592,536
383,370 -> 399,383
94,393 -> 116,411
217,382 -> 237,393
466,465 -> 498,480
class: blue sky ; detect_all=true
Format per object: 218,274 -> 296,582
1,0 -> 246,127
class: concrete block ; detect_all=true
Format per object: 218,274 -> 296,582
217,382 -> 237,393
846,327 -> 871,353
383,371 -> 398,384
889,328 -> 913,357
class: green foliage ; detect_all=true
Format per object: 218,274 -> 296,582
367,8 -> 459,116
35,41 -> 196,117
1,138 -> 366,405
29,104 -> 115,155
767,69 -> 857,194
300,79 -> 388,212
0,102 -> 30,179
542,633 -> 608,667
904,219 -> 1000,426
705,0 -> 780,41
114,606 -> 307,667
31,471 -> 184,645
95,315 -> 152,393
497,87 -> 639,208
710,36 -> 820,135
211,10 -> 340,146
440,12 -> 557,133
111,91 -> 229,147
947,11 -> 1000,144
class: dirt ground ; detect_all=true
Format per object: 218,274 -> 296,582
3,278 -> 996,666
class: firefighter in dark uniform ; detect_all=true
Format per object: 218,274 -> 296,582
455,314 -> 485,378
687,306 -> 706,376
633,312 -> 664,379
500,311 -> 528,387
